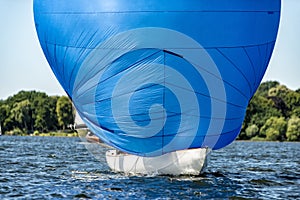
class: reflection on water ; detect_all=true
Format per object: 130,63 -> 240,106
0,136 -> 299,199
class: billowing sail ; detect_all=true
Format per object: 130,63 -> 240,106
34,0 -> 281,156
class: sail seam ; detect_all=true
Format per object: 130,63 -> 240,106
40,40 -> 277,50
85,81 -> 247,109
216,48 -> 253,97
243,47 -> 257,92
74,49 -> 162,100
36,10 -> 280,15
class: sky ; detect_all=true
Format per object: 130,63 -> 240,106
0,0 -> 299,100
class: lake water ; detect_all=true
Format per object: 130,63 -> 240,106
0,136 -> 299,199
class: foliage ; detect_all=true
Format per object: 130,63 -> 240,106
286,116 -> 300,141
291,107 -> 300,118
260,117 -> 287,141
241,92 -> 281,139
0,103 -> 8,131
56,96 -> 74,130
250,136 -> 266,141
256,81 -> 280,97
239,81 -> 300,141
11,100 -> 31,132
6,128 -> 24,136
245,124 -> 259,138
269,85 -> 300,115
0,91 -> 74,135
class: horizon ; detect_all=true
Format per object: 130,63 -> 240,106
1,79 -> 298,101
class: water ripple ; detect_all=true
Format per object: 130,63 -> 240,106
0,136 -> 299,199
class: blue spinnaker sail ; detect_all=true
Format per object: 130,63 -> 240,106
34,0 -> 281,156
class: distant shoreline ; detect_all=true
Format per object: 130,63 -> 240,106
236,139 -> 299,143
1,132 -> 78,138
1,134 -> 299,144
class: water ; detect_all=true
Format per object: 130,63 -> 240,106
0,136 -> 299,199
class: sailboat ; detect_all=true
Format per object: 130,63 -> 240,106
75,112 -> 209,175
34,0 -> 281,175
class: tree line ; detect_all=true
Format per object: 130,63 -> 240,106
0,91 -> 74,135
0,81 -> 299,141
239,81 -> 300,141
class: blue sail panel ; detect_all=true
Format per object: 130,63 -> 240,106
34,0 -> 281,156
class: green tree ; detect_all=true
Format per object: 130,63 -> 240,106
242,93 -> 282,135
33,96 -> 53,132
285,91 -> 300,113
3,113 -> 16,133
286,116 -> 300,141
245,124 -> 259,138
260,117 -> 287,141
56,96 -> 74,130
0,91 -> 74,134
265,128 -> 280,141
256,81 -> 280,97
0,104 -> 8,133
268,85 -> 300,117
48,96 -> 59,130
10,100 -> 32,133
268,84 -> 289,98
291,107 -> 300,117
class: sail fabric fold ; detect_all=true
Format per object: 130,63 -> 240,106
34,0 -> 281,156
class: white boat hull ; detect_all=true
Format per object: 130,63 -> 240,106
75,112 -> 210,176
106,148 -> 210,176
